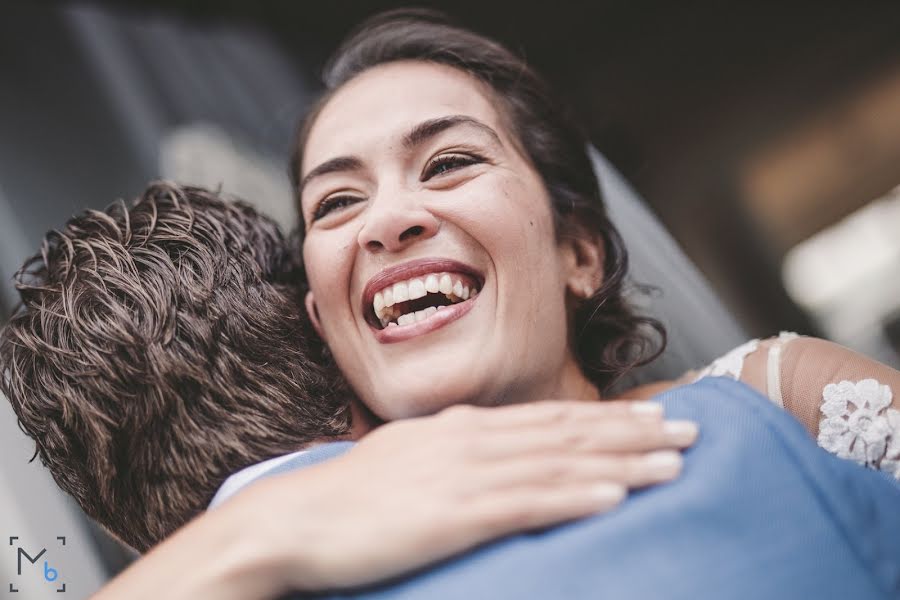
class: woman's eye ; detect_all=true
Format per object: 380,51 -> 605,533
312,195 -> 364,222
422,154 -> 482,181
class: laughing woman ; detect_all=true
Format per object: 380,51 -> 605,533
292,9 -> 900,457
73,8 -> 900,599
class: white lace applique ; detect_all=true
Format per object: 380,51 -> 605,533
817,379 -> 900,478
694,338 -> 760,382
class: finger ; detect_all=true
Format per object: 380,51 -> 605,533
468,481 -> 627,539
469,450 -> 684,494
471,418 -> 699,459
453,399 -> 664,431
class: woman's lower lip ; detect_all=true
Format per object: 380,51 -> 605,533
372,296 -> 478,344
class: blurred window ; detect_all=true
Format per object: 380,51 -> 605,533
782,186 -> 900,365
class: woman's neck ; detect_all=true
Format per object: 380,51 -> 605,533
500,354 -> 601,406
552,356 -> 602,402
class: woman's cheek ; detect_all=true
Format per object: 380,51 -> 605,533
495,181 -> 557,272
304,235 -> 353,322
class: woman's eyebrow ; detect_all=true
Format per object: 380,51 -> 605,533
402,115 -> 503,150
299,156 -> 364,195
300,116 -> 500,195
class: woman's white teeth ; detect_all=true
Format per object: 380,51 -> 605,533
393,306 -> 439,327
408,278 -> 426,300
373,272 -> 481,326
393,281 -> 409,303
415,306 -> 438,322
439,274 -> 453,294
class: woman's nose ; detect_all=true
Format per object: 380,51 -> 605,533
357,194 -> 440,253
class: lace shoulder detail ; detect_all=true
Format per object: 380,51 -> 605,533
694,334 -> 900,480
817,379 -> 900,479
694,338 -> 760,382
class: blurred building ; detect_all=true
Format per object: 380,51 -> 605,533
1,3 -> 317,596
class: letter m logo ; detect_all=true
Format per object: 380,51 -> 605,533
17,546 -> 46,576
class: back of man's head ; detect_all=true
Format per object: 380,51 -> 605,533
0,182 -> 350,552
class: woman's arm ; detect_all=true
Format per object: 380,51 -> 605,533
704,334 -> 900,477
93,399 -> 698,598
91,488 -> 294,600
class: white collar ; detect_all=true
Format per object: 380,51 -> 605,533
207,448 -> 311,509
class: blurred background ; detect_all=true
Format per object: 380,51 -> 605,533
1,1 -> 899,597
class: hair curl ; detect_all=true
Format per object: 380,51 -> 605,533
0,183 -> 350,552
289,9 -> 665,391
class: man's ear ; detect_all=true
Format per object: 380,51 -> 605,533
305,290 -> 326,340
562,229 -> 605,298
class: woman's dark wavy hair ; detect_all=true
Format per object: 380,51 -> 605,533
289,8 -> 666,391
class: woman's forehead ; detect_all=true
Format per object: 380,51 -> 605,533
302,61 -> 505,172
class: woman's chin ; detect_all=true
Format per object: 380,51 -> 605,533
364,365 -> 493,420
353,290 -> 503,418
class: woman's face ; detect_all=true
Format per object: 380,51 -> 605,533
299,61 -> 595,419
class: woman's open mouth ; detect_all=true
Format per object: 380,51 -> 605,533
362,259 -> 484,342
371,271 -> 481,328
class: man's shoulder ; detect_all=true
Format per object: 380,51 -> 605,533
260,441 -> 356,479
323,381 -> 900,599
208,441 -> 355,509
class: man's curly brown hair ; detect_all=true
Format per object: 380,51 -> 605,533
0,182 -> 351,552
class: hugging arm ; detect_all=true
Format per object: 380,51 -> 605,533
697,334 -> 900,478
91,399 -> 697,599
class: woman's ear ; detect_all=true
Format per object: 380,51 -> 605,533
305,290 -> 327,340
562,229 -> 605,299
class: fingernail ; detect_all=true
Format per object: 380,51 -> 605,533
642,450 -> 683,479
664,420 -> 699,446
630,402 -> 663,417
591,482 -> 627,505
